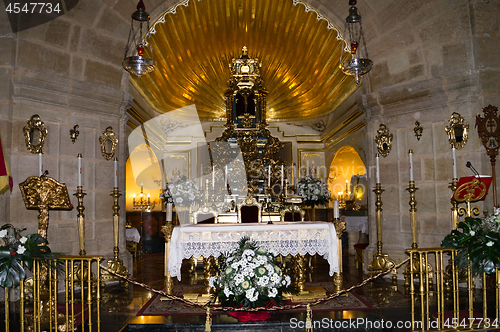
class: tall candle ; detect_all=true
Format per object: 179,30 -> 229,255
409,150 -> 414,182
452,147 -> 457,179
333,200 -> 340,219
166,202 -> 173,222
39,153 -> 43,176
268,165 -> 271,187
200,164 -> 203,190
225,165 -> 228,187
212,166 -> 215,190
375,154 -> 380,183
114,158 -> 118,188
78,154 -> 82,187
281,165 -> 284,188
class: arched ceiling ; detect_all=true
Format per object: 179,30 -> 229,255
130,0 -> 358,123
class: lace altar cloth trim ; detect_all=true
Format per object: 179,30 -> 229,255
168,221 -> 339,280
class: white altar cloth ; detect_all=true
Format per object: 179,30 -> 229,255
168,221 -> 339,281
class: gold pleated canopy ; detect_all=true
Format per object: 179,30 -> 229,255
131,0 -> 357,122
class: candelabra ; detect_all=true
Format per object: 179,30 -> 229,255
332,215 -> 346,294
74,186 -> 87,256
101,187 -> 129,283
133,184 -> 152,211
367,183 -> 397,280
404,181 -> 433,286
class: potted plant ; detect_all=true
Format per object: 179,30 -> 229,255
441,208 -> 500,275
0,224 -> 62,288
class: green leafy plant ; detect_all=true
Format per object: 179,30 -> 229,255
441,211 -> 500,275
0,224 -> 62,288
209,237 -> 296,309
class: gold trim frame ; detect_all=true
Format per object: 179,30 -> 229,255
23,114 -> 48,154
445,112 -> 469,150
374,124 -> 393,158
99,126 -> 118,161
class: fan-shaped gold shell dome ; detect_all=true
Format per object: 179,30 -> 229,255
131,0 -> 357,122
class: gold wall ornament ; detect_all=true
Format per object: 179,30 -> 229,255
70,124 -> 79,143
23,114 -> 48,154
445,112 -> 469,149
99,126 -> 118,161
374,124 -> 393,158
476,105 -> 500,206
19,175 -> 73,239
413,121 -> 423,141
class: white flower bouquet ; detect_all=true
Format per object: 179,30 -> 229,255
296,175 -> 331,208
167,175 -> 199,207
209,237 -> 295,309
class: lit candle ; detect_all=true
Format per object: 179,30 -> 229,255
268,165 -> 271,187
281,165 -> 284,188
452,147 -> 457,179
78,154 -> 82,187
333,200 -> 340,219
114,158 -> 118,188
409,149 -> 414,182
376,154 -> 380,184
39,152 -> 43,176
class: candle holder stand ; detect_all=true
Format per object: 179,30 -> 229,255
161,221 -> 175,295
404,181 -> 433,286
332,217 -> 346,294
74,186 -> 87,256
367,183 -> 397,281
101,188 -> 129,284
449,178 -> 459,229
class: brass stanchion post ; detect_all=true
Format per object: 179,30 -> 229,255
367,183 -> 397,280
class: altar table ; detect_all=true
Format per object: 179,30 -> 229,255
168,221 -> 339,281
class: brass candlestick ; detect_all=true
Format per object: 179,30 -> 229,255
161,222 -> 175,295
404,181 -> 433,286
74,186 -> 87,256
449,178 -> 458,229
101,187 -> 129,283
332,217 -> 346,294
367,183 -> 397,280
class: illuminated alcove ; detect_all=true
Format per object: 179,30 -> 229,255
328,146 -> 366,204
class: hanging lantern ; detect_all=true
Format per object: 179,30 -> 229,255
122,0 -> 155,77
340,0 -> 372,85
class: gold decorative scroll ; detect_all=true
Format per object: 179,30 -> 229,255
130,0 -> 357,122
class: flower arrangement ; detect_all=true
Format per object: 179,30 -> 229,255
296,175 -> 331,208
166,175 -> 199,207
209,237 -> 295,310
0,224 -> 61,288
441,208 -> 500,275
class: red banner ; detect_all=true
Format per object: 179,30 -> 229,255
0,129 -> 13,194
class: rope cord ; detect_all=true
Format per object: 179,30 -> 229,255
100,257 -> 409,313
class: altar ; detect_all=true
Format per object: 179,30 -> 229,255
167,221 -> 339,281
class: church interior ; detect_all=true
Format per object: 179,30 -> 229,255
1,0 -> 500,331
